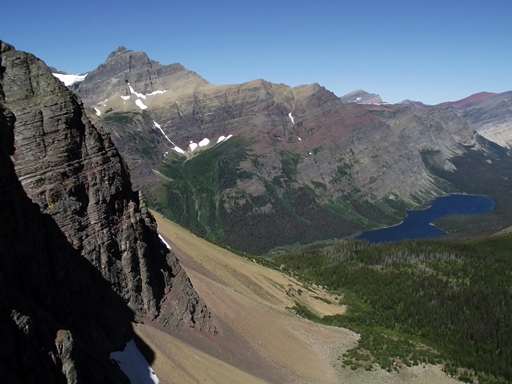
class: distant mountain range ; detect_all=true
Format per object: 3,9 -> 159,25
54,46 -> 512,255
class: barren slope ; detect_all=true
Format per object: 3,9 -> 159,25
134,212 -> 460,384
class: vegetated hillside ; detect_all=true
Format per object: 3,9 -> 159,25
146,212 -> 460,384
274,234 -> 512,384
68,46 -> 499,256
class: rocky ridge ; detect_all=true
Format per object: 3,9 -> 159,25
0,40 -> 214,381
457,91 -> 512,148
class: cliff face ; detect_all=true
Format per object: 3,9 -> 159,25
0,40 -> 213,381
458,91 -> 512,149
364,103 -> 478,171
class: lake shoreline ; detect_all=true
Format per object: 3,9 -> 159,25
353,193 -> 495,244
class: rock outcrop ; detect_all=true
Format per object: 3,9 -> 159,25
0,40 -> 213,381
458,92 -> 512,149
364,103 -> 478,171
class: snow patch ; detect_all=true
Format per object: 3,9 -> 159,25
173,146 -> 185,154
198,138 -> 210,147
110,340 -> 159,384
153,121 -> 176,146
189,141 -> 198,151
129,85 -> 146,99
121,95 -> 131,100
298,137 -> 302,141
217,134 -> 233,144
127,83 -> 167,99
53,73 -> 88,86
147,90 -> 167,96
135,99 -> 148,110
158,234 -> 171,250
93,107 -> 101,116
288,112 -> 295,124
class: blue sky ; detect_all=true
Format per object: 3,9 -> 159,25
2,0 -> 511,104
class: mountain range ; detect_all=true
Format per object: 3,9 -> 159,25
2,40 -> 512,383
60,46 -> 512,255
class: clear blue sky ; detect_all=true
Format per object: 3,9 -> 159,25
2,0 -> 511,104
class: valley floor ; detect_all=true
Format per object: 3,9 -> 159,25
136,211 -> 460,384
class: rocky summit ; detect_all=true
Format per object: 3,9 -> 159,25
70,46 -> 486,254
339,89 -> 382,104
0,41 -> 214,382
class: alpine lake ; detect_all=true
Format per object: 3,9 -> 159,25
356,194 -> 495,244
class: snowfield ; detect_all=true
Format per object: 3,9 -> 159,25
135,99 -> 148,110
199,138 -> 210,147
52,73 -> 88,86
110,339 -> 159,384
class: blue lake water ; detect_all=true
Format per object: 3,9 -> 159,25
356,194 -> 495,244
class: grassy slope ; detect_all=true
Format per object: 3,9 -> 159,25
139,211 -> 460,384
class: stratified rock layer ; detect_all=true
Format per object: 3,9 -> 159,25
1,45 -> 131,381
458,92 -> 512,149
0,41 -> 213,382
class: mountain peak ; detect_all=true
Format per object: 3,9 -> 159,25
73,46 -> 206,106
340,89 -> 382,104
0,40 -> 15,53
107,45 -> 131,59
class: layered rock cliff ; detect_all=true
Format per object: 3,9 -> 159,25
458,92 -> 512,149
0,40 -> 213,381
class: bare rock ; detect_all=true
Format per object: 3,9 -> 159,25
0,40 -> 215,381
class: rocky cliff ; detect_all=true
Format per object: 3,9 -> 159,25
363,103 -> 478,171
0,41 -> 213,381
458,92 -> 512,149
